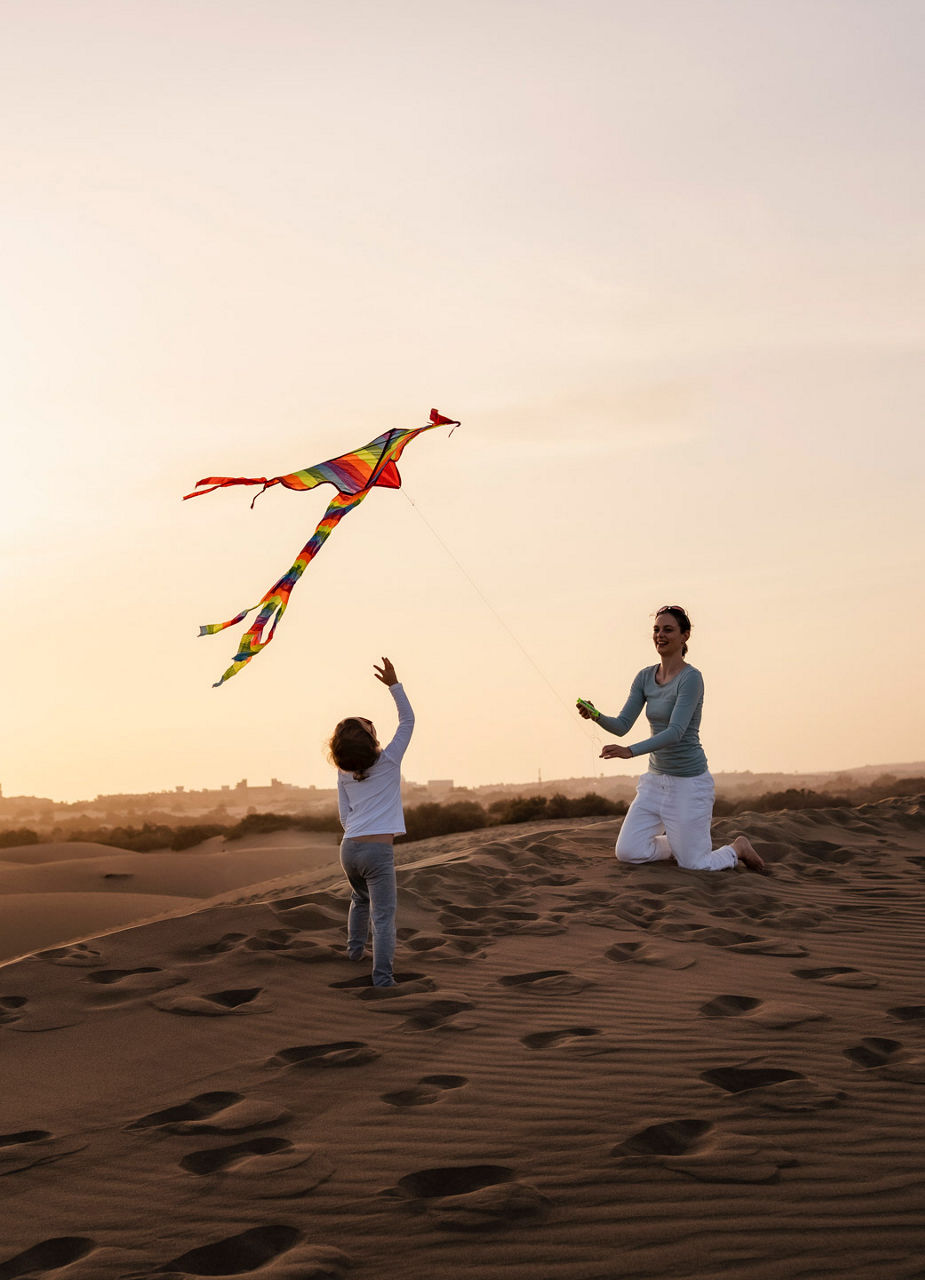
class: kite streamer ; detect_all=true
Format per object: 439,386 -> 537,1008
184,409 -> 459,686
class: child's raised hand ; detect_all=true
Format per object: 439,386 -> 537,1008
374,656 -> 398,686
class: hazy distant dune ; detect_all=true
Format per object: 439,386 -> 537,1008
0,840 -> 131,865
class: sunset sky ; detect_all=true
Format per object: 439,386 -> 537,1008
3,0 -> 923,802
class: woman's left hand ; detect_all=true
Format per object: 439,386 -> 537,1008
600,744 -> 634,760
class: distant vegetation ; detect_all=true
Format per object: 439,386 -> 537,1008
0,828 -> 40,849
0,776 -> 920,851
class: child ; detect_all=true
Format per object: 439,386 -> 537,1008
328,657 -> 414,987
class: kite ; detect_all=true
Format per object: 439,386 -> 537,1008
184,408 -> 460,686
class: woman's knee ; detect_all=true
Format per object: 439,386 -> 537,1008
615,832 -> 647,863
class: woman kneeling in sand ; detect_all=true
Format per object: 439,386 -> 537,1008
328,657 -> 414,987
578,605 -> 766,874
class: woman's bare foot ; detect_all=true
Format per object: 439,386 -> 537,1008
732,835 -> 769,875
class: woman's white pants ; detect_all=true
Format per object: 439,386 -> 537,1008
616,772 -> 737,872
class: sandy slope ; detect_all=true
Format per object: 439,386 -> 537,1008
0,832 -> 340,964
0,799 -> 923,1279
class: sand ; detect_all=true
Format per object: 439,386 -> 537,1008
0,798 -> 923,1279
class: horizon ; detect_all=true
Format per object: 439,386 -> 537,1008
6,757 -> 925,810
4,1 -> 923,801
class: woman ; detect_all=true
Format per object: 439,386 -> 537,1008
578,606 -> 766,873
329,657 -> 414,986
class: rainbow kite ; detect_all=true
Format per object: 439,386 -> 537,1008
184,409 -> 459,686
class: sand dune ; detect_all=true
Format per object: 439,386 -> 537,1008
0,832 -> 340,964
0,798 -> 923,1278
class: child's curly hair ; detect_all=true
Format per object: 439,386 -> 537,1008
328,718 -> 380,781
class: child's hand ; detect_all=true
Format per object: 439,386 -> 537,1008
374,656 -> 398,686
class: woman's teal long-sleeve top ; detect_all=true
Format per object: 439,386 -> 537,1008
596,664 -> 708,777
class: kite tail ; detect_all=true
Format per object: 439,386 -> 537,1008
199,605 -> 259,636
183,476 -> 278,502
203,490 -> 367,687
211,598 -> 288,686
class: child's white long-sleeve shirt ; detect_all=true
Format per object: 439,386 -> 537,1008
337,683 -> 414,838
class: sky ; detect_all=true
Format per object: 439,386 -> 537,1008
3,0 -> 923,802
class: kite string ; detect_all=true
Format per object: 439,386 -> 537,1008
401,490 -> 604,761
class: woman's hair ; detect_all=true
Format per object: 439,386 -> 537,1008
328,718 -> 380,781
656,603 -> 692,657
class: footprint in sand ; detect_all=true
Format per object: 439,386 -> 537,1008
792,966 -> 879,989
402,933 -> 483,958
151,986 -> 273,1017
678,925 -> 766,949
699,995 -> 826,1029
700,995 -> 762,1018
0,1131 -> 87,1175
329,972 -> 432,991
382,1075 -> 468,1107
611,1117 -> 796,1183
179,1137 -> 334,1197
0,996 -> 27,1025
0,994 -> 82,1033
35,943 -> 104,967
86,967 -> 161,984
267,1042 -> 381,1070
519,1027 -> 619,1055
127,1092 -> 289,1135
844,1037 -> 925,1083
0,1236 -> 95,1280
726,939 -> 809,957
498,970 -> 592,995
605,941 -> 695,969
436,910 -> 495,942
190,932 -> 249,959
243,928 -> 299,953
888,1005 -> 925,1022
385,1165 -> 550,1230
228,931 -> 342,964
84,968 -> 188,1003
358,990 -> 476,1030
270,894 -> 345,932
124,1226 -> 349,1280
701,1065 -> 845,1110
